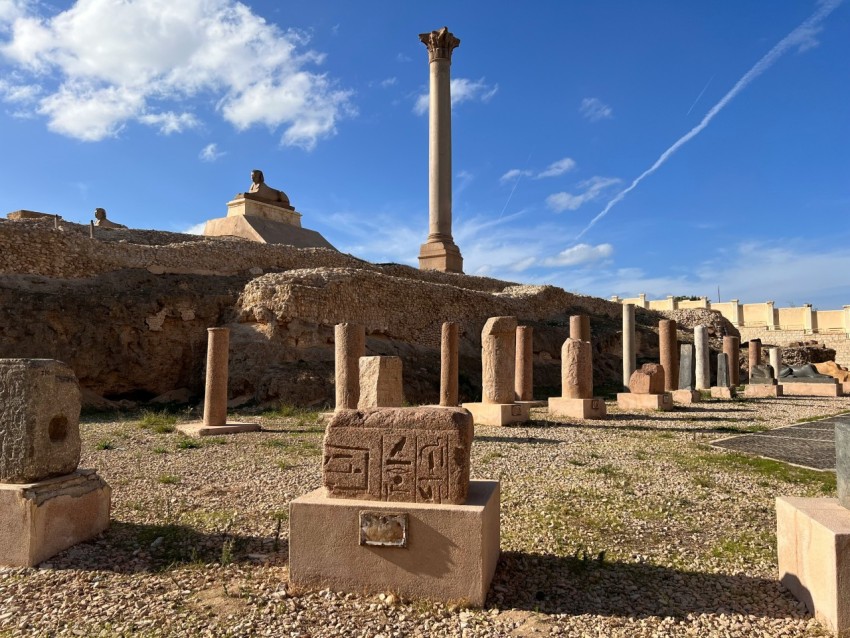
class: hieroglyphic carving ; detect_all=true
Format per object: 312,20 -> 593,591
323,407 -> 473,505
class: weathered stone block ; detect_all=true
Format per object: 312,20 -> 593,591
672,389 -> 701,404
837,420 -> 850,509
561,337 -> 592,399
481,316 -> 517,404
710,386 -> 736,399
358,356 -> 403,409
616,392 -> 673,411
678,344 -> 695,390
0,359 -> 81,483
461,401 -> 530,427
323,407 -> 472,505
717,352 -> 730,388
744,384 -> 783,398
628,363 -> 665,395
548,397 -> 607,420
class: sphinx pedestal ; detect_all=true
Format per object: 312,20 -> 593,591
0,470 -> 111,567
547,397 -> 607,420
744,384 -> 783,398
780,382 -> 842,397
289,480 -> 500,606
777,496 -> 850,636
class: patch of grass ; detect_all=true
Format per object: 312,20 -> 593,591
158,474 -> 180,485
276,460 -> 292,471
567,459 -> 587,467
692,474 -> 716,488
261,404 -> 321,423
633,449 -> 649,461
265,438 -> 321,457
138,410 -> 178,433
152,446 -> 168,454
205,437 -> 228,445
588,464 -> 620,478
796,410 -> 850,424
176,438 -> 202,450
480,451 -> 504,464
95,439 -> 116,450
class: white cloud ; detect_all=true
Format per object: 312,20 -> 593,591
414,77 -> 498,115
500,168 -> 532,183
536,157 -> 577,179
380,77 -> 397,87
0,0 -> 353,147
181,222 -> 207,235
199,142 -> 225,162
546,176 -> 621,212
543,243 -> 613,267
579,97 -> 613,122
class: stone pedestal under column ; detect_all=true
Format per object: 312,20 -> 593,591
744,384 -> 783,398
671,389 -> 701,404
548,397 -> 607,420
780,382 -> 842,397
289,480 -> 500,607
776,496 -> 850,636
710,387 -> 737,399
616,392 -> 674,411
0,469 -> 111,567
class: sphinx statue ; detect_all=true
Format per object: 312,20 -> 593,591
93,207 -> 127,229
749,364 -> 776,384
239,169 -> 294,210
778,364 -> 836,384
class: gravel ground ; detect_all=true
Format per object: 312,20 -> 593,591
2,396 -> 849,637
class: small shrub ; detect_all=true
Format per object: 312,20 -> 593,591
176,438 -> 202,450
158,474 -> 180,485
139,410 -> 178,433
95,439 -> 115,450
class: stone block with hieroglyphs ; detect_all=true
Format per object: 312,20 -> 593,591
0,359 -> 81,483
323,407 -> 473,505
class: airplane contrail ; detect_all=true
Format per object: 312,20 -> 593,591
574,0 -> 842,242
686,74 -> 715,116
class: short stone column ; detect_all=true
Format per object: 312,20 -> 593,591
462,316 -> 530,426
417,27 -> 464,273
440,321 -> 459,407
569,315 -> 591,343
659,319 -> 678,391
178,328 -> 261,437
203,327 -> 230,427
672,343 -> 700,404
694,325 -> 710,391
769,348 -> 783,378
549,338 -> 607,419
515,326 -> 533,402
723,336 -> 740,386
617,363 -> 673,411
622,303 -> 636,388
748,339 -> 762,380
335,323 -> 366,411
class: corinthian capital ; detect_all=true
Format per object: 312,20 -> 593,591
419,26 -> 460,63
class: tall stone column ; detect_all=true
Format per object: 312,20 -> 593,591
695,325 -> 710,390
748,339 -> 762,380
418,27 -> 463,273
481,316 -> 516,404
440,321 -> 459,406
769,347 -> 783,378
335,323 -> 365,411
658,319 -> 678,391
515,326 -> 533,401
569,315 -> 591,342
561,338 -> 592,399
723,336 -> 740,386
203,327 -> 230,427
622,304 -> 636,388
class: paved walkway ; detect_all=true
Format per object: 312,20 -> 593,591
711,415 -> 848,471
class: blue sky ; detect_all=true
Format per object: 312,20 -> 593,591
1,0 -> 848,309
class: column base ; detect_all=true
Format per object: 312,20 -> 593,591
616,393 -> 674,411
418,240 -> 463,274
710,387 -> 737,399
289,480 -> 500,607
671,389 -> 702,404
547,397 -> 607,420
461,402 -> 530,426
175,421 -> 262,437
780,382 -> 842,397
0,469 -> 111,567
777,496 -> 850,636
516,400 -> 548,408
744,384 -> 783,398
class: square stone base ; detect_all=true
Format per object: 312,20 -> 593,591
780,382 -> 842,397
616,393 -> 673,411
842,382 -> 850,395
744,384 -> 783,398
461,402 -> 530,426
0,470 -> 111,567
175,421 -> 262,437
418,240 -> 463,274
226,197 -> 302,226
710,387 -> 737,399
672,389 -> 701,404
777,496 -> 850,635
547,397 -> 607,420
289,480 -> 500,607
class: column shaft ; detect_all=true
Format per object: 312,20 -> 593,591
515,326 -> 533,401
622,304 -> 636,388
440,322 -> 459,406
335,323 -> 365,410
203,327 -> 229,427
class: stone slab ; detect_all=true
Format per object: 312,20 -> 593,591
547,397 -> 607,420
7,210 -> 57,220
837,420 -> 850,509
616,392 -> 673,411
0,469 -> 111,567
289,479 -> 500,606
781,382 -> 842,398
671,389 -> 701,404
175,422 -> 261,437
461,402 -> 530,427
628,363 -> 665,394
710,387 -> 737,399
203,215 -> 336,250
226,197 -> 302,226
744,384 -> 783,398
776,496 -> 850,635
323,408 -> 472,505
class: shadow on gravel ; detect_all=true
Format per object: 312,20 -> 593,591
488,551 -> 803,620
475,435 -> 561,445
45,521 -> 286,573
